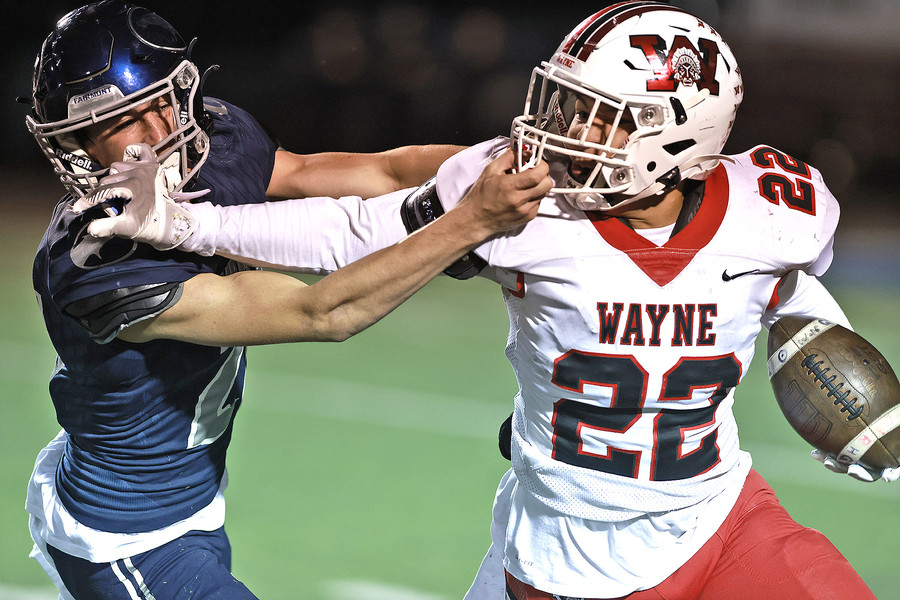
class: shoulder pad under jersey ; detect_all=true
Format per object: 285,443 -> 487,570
721,145 -> 840,276
63,282 -> 183,344
434,137 -> 509,212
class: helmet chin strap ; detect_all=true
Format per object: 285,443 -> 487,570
580,153 -> 734,212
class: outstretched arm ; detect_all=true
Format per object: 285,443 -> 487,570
173,190 -> 412,272
116,150 -> 551,346
267,145 -> 465,199
75,144 -> 459,273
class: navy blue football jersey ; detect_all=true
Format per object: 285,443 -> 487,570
32,99 -> 277,534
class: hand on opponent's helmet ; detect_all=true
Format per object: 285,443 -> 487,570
72,144 -> 207,250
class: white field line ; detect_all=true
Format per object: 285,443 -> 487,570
245,369 -> 900,500
4,341 -> 897,501
323,579 -> 446,600
0,583 -> 59,600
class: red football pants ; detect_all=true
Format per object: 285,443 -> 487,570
505,469 -> 875,600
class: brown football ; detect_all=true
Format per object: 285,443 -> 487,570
767,316 -> 900,472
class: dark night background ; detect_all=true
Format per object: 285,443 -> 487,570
2,0 -> 900,231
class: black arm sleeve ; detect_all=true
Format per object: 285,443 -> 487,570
63,282 -> 184,344
401,178 -> 487,280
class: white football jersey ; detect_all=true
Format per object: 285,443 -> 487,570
438,138 -> 850,596
189,135 -> 850,596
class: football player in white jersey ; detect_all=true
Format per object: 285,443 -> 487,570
80,2 -> 896,598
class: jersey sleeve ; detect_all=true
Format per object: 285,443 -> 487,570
433,137 -> 511,261
63,281 -> 184,343
37,198 -> 233,343
725,146 -> 841,278
761,270 -> 851,330
186,98 -> 278,207
180,188 -> 411,274
797,153 -> 839,277
434,137 -> 509,211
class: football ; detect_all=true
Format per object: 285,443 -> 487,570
767,316 -> 900,472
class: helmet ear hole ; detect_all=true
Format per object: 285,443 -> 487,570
656,166 -> 682,188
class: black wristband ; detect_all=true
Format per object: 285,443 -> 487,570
401,178 -> 487,280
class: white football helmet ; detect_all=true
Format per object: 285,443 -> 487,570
511,1 -> 743,211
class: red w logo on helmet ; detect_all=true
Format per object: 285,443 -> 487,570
630,34 -> 721,96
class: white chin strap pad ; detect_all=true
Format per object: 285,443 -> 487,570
574,154 -> 731,213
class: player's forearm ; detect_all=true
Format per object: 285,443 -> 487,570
315,152 -> 551,336
384,144 -> 466,189
301,201 -> 490,341
118,150 -> 548,346
183,190 -> 410,272
267,145 -> 464,200
124,209 -> 482,347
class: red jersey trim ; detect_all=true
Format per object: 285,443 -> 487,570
506,271 -> 527,298
587,165 -> 730,286
766,274 -> 785,310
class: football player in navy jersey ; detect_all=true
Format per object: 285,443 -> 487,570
23,2 -> 551,599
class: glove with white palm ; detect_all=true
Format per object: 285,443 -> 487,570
72,143 -> 207,250
811,449 -> 900,483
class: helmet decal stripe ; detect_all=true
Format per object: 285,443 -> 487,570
630,35 -> 722,95
564,2 -> 682,62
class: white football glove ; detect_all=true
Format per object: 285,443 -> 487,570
811,449 -> 900,483
71,143 -> 208,250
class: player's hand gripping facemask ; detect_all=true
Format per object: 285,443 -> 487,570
72,143 -> 207,250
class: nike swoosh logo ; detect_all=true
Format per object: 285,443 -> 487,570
722,268 -> 761,282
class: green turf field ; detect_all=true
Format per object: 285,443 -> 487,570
2,205 -> 898,600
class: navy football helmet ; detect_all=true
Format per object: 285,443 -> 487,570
27,0 -> 211,198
